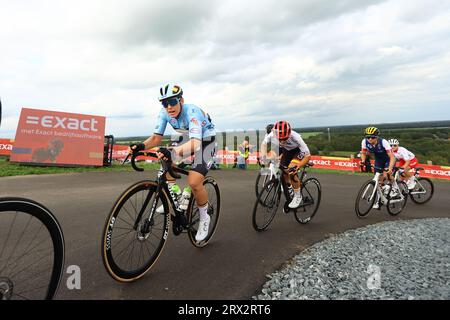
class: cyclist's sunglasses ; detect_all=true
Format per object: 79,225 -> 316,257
161,98 -> 179,108
366,135 -> 378,140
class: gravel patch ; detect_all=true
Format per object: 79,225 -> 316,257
254,218 -> 450,300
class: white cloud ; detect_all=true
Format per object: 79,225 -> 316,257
1,0 -> 450,139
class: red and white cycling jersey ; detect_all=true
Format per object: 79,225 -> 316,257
263,131 -> 310,154
394,146 -> 418,168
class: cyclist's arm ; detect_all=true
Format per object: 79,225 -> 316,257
260,141 -> 268,158
360,139 -> 368,163
260,133 -> 272,159
383,139 -> 395,173
296,154 -> 311,168
143,134 -> 163,150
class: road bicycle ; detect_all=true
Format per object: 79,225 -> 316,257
102,151 -> 221,282
355,168 -> 409,218
252,160 -> 321,231
394,167 -> 434,205
0,197 -> 65,300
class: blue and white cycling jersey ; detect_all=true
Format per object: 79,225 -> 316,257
154,104 -> 216,141
361,137 -> 392,157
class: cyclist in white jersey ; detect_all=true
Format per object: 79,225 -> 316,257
388,139 -> 419,189
260,121 -> 311,209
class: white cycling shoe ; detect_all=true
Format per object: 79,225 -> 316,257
288,195 -> 303,209
195,214 -> 211,242
372,202 -> 381,210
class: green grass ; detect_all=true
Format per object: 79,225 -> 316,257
324,151 -> 356,158
1,157 -> 448,183
299,132 -> 323,139
0,157 -> 161,177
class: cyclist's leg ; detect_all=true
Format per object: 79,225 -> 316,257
373,159 -> 387,209
281,148 -> 304,208
190,137 -> 216,241
280,148 -> 295,186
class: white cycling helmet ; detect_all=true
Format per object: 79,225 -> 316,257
158,83 -> 183,101
388,138 -> 399,146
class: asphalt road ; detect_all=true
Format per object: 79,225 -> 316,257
1,169 -> 449,300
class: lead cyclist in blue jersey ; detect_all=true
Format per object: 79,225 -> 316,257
360,126 -> 397,209
129,84 -> 216,241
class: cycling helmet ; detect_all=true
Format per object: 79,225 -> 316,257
364,126 -> 380,136
265,123 -> 274,135
388,138 -> 399,146
273,121 -> 291,140
158,84 -> 183,102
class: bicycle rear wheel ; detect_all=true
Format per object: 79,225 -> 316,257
294,178 -> 321,224
0,197 -> 65,300
188,177 -> 221,248
252,179 -> 281,231
355,180 -> 377,218
102,181 -> 170,282
387,182 -> 408,216
409,178 -> 434,204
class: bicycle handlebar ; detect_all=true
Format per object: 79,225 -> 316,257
124,151 -> 182,179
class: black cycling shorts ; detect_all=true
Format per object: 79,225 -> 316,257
190,136 -> 217,176
280,147 -> 303,169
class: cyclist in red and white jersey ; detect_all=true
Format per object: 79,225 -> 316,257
388,139 -> 418,189
260,121 -> 311,209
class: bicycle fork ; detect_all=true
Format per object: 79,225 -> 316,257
133,185 -> 161,239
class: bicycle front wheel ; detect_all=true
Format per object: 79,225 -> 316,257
0,197 -> 65,300
102,181 -> 170,282
410,177 -> 434,204
294,178 -> 322,224
387,182 -> 408,216
355,180 -> 377,218
188,177 -> 221,248
255,170 -> 270,199
252,179 -> 281,231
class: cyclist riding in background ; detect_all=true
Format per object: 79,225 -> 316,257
260,121 -> 311,209
128,84 -> 216,242
360,126 -> 397,208
388,138 -> 418,190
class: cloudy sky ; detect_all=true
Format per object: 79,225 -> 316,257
1,0 -> 450,138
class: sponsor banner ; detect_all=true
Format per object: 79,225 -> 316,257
215,152 -> 450,180
0,139 -> 14,156
419,165 -> 450,180
112,145 -> 130,161
309,156 -> 360,171
10,108 -> 106,166
112,145 -> 159,162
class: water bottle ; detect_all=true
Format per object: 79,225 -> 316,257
170,184 -> 182,206
179,187 -> 192,211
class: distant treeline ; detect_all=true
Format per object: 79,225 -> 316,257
296,120 -> 450,133
114,121 -> 450,166
304,128 -> 449,166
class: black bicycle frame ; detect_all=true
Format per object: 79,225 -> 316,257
127,151 -> 191,230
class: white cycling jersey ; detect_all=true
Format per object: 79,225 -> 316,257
263,131 -> 310,154
393,146 -> 415,161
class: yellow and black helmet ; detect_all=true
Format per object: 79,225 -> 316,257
158,84 -> 183,102
364,126 -> 380,136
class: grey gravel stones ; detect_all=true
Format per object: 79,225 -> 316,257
254,218 -> 450,300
